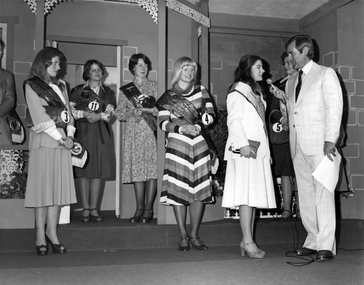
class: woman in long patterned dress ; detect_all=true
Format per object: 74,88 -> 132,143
222,54 -> 276,258
157,57 -> 215,251
70,59 -> 116,223
115,54 -> 158,223
24,47 -> 77,256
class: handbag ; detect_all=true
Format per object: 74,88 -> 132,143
268,109 -> 289,145
70,139 -> 88,168
6,108 -> 25,144
26,106 -> 70,129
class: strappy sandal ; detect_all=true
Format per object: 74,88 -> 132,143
178,236 -> 190,251
129,209 -> 144,223
81,209 -> 91,223
190,236 -> 208,250
90,208 -> 103,222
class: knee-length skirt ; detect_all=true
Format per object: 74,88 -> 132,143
24,147 -> 77,208
222,155 -> 276,209
160,133 -> 214,206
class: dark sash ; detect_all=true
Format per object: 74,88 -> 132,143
73,86 -> 106,114
120,82 -> 157,138
23,77 -> 66,108
157,89 -> 217,153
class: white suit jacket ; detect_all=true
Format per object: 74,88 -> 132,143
286,62 -> 343,158
224,82 -> 270,161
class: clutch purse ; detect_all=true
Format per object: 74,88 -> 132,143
229,140 -> 261,159
26,106 -> 70,129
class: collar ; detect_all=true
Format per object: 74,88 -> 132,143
301,60 -> 314,76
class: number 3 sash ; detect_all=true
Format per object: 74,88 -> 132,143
23,77 -> 70,130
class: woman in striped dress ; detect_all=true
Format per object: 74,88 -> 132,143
157,57 -> 215,251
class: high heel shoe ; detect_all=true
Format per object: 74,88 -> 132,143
90,208 -> 103,222
279,210 -> 292,222
142,209 -> 154,223
178,236 -> 190,251
45,234 -> 66,254
129,209 -> 143,223
240,241 -> 265,259
190,236 -> 208,250
81,208 -> 91,223
36,244 -> 48,256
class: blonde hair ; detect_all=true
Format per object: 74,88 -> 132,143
170,57 -> 198,87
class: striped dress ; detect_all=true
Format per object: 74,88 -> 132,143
158,85 -> 215,206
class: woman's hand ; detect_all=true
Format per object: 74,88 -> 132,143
58,137 -> 74,150
63,136 -> 74,150
88,113 -> 101,123
240,145 -> 255,158
180,124 -> 200,136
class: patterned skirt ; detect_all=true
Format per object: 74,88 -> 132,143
160,133 -> 214,206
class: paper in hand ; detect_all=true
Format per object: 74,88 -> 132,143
312,152 -> 342,193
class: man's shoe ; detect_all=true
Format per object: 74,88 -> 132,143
316,250 -> 334,261
296,247 -> 317,256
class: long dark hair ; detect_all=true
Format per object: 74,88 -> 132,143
30,47 -> 66,89
233,54 -> 262,95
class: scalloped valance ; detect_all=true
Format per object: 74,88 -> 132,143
23,0 -> 210,27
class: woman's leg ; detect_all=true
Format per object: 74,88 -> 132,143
173,205 -> 188,238
189,201 -> 205,238
78,177 -> 90,210
35,207 -> 47,246
239,205 -> 254,244
89,178 -> 102,217
132,182 -> 146,217
45,205 -> 61,244
281,175 -> 293,218
189,201 -> 208,248
143,178 -> 157,218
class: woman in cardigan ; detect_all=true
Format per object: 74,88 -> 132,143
24,47 -> 76,256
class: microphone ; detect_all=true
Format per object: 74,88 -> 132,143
266,78 -> 278,91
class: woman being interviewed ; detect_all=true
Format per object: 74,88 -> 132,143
24,47 -> 77,256
157,56 -> 215,251
222,54 -> 276,258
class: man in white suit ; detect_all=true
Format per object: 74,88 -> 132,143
285,35 -> 343,261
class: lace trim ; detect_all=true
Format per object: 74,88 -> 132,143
24,0 -> 65,15
23,0 -> 210,27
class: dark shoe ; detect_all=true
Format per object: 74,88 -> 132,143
81,209 -> 91,223
142,209 -> 154,223
178,236 -> 190,251
36,244 -> 48,256
279,210 -> 292,222
129,209 -> 144,223
316,250 -> 334,261
190,237 -> 208,250
90,208 -> 103,222
45,234 -> 66,254
296,247 -> 317,256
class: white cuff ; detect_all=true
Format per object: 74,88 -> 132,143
67,125 -> 76,137
43,125 -> 62,141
